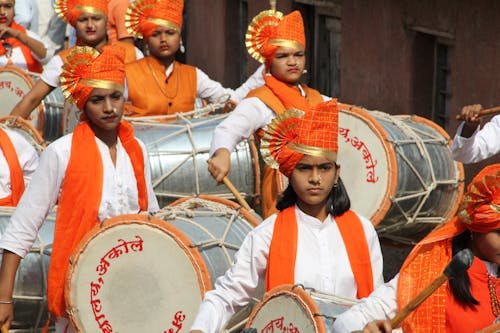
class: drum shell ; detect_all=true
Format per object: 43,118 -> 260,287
0,208 -> 54,330
337,105 -> 464,244
131,115 -> 260,208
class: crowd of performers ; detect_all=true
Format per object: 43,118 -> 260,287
0,0 -> 499,332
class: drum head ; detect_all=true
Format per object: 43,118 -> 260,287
66,214 -> 210,332
0,66 -> 43,132
0,115 -> 45,153
246,285 -> 326,333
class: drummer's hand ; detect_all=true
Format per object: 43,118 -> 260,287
0,26 -> 19,40
207,148 -> 231,184
189,330 -> 204,333
352,320 -> 392,333
0,303 -> 14,331
456,104 -> 482,123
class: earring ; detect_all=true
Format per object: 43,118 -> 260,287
112,108 -> 117,115
180,40 -> 185,53
302,69 -> 308,74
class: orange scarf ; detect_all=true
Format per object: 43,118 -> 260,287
0,21 -> 43,73
0,128 -> 24,206
266,206 -> 374,298
264,74 -> 312,112
47,121 -> 148,317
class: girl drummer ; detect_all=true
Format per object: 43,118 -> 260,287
208,9 -> 330,218
333,164 -> 500,333
123,0 -> 264,117
190,99 -> 384,333
10,0 -> 141,121
0,44 -> 159,332
0,0 -> 53,72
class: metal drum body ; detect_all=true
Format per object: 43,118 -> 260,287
246,285 -> 358,333
338,104 -> 464,244
0,207 -> 54,331
0,66 -> 64,142
66,196 -> 261,332
130,114 -> 260,208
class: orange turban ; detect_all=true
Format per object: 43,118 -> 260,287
60,45 -> 126,110
260,99 -> 339,177
54,0 -> 108,26
125,0 -> 184,40
246,10 -> 306,67
397,163 -> 500,333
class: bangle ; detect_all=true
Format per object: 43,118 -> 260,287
0,300 -> 13,304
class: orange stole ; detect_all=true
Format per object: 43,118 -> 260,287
125,58 -> 197,117
0,128 -> 24,206
248,85 -> 323,218
47,121 -> 148,317
266,206 -> 374,298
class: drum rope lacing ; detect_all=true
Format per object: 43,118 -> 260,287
370,111 -> 452,229
0,206 -> 53,330
156,198 -> 248,262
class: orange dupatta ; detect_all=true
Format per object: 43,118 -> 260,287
0,128 -> 24,206
47,121 -> 148,317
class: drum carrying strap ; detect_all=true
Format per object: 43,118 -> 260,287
0,127 -> 25,206
266,206 -> 374,298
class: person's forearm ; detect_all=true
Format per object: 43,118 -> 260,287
458,121 -> 479,138
0,251 -> 21,301
16,32 -> 47,59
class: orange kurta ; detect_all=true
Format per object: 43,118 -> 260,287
247,85 -> 323,218
125,57 -> 197,117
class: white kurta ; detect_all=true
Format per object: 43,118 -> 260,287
332,261 -> 499,333
0,132 -> 159,258
451,115 -> 500,163
209,88 -> 330,156
0,127 -> 39,198
0,30 -> 54,69
189,206 -> 384,333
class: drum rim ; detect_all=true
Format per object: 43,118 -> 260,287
245,284 -> 326,333
0,115 -> 46,150
0,65 -> 44,130
338,103 -> 398,226
65,213 -> 212,331
170,195 -> 261,227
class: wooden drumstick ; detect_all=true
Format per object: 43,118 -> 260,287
390,249 -> 474,328
223,177 -> 253,212
1,325 -> 9,333
456,106 -> 500,121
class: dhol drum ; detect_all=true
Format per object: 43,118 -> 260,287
129,112 -> 261,208
0,115 -> 46,154
0,206 -> 55,331
0,66 -> 64,141
246,284 -> 358,333
337,104 -> 464,244
66,196 -> 261,332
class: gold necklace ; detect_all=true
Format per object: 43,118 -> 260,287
146,58 -> 179,99
488,273 -> 500,317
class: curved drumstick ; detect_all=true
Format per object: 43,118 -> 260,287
223,177 -> 253,212
390,249 -> 474,328
456,106 -> 500,121
1,325 -> 9,333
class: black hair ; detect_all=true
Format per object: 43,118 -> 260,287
276,177 -> 351,217
448,230 -> 479,307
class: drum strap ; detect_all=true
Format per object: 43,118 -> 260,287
266,206 -> 374,298
47,121 -> 148,317
0,128 -> 24,206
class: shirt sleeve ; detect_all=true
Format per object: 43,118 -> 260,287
26,30 -> 55,64
9,130 -> 39,186
14,0 -> 35,31
209,97 -> 274,156
196,65 -> 265,104
0,142 -> 66,258
332,276 -> 400,333
451,115 -> 500,163
40,54 -> 63,87
189,218 -> 274,333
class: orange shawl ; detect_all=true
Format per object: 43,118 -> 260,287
0,128 -> 24,206
0,21 -> 43,73
266,206 -> 374,298
47,121 -> 148,317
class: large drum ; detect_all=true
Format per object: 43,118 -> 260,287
0,207 -> 54,331
338,104 -> 464,244
129,113 -> 261,208
246,284 -> 358,333
66,196 -> 261,332
0,115 -> 46,154
0,66 -> 64,141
